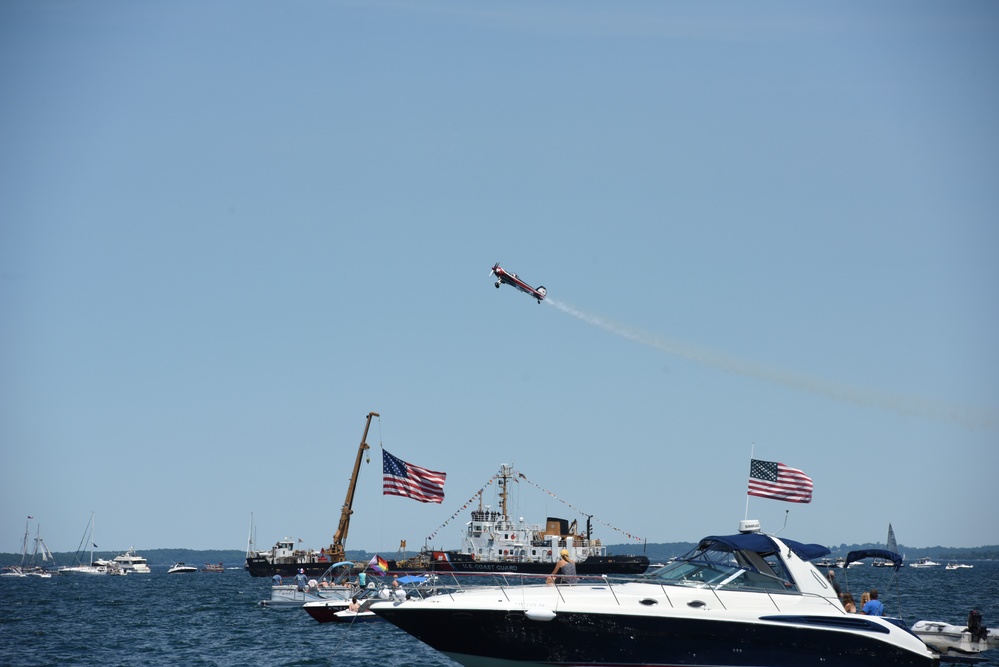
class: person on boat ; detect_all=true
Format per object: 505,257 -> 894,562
272,573 -> 283,585
546,549 -> 576,585
825,569 -> 842,596
294,569 -> 308,592
841,592 -> 857,613
348,597 -> 361,612
861,588 -> 884,616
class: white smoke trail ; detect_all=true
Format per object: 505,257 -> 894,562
545,297 -> 995,430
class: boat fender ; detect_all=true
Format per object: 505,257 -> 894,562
525,608 -> 556,622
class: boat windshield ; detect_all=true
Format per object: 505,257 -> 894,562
642,544 -> 796,593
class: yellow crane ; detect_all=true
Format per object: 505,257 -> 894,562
327,411 -> 378,564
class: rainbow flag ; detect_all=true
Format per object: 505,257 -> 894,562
368,555 -> 389,575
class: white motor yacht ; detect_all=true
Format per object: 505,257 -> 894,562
372,520 -> 938,667
113,547 -> 151,573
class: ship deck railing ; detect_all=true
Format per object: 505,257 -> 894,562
394,571 -> 846,616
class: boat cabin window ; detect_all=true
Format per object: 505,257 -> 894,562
643,545 -> 796,593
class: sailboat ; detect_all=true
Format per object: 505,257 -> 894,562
27,524 -> 55,577
1,517 -> 31,577
59,512 -> 125,575
873,523 -> 900,567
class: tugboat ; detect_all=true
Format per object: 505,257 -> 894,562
399,464 -> 649,575
245,412 -> 379,578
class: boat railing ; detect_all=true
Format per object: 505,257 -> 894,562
392,570 -> 846,616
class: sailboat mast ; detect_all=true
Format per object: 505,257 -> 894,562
246,513 -> 254,557
31,524 -> 39,565
19,517 -> 29,567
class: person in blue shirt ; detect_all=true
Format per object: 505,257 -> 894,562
271,573 -> 283,585
294,569 -> 308,591
862,588 -> 884,616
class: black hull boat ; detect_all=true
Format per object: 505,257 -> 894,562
245,544 -> 342,578
373,522 -> 938,667
245,412 -> 380,578
394,464 -> 649,577
376,608 -> 935,667
422,550 -> 648,575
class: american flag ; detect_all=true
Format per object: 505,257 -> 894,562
383,450 -> 446,504
748,459 -> 813,504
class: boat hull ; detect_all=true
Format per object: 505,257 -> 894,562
245,556 -> 340,578
912,620 -> 999,656
375,606 -> 938,667
261,584 -> 353,608
303,599 -> 353,623
421,551 -> 649,575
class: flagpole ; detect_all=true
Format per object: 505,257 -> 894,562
745,443 -> 754,520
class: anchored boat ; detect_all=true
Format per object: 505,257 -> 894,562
372,520 -> 939,667
244,412 -> 379,577
397,464 -> 648,575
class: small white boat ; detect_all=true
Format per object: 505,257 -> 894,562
945,562 -> 973,570
262,583 -> 355,608
333,609 -> 380,623
167,563 -> 198,574
259,561 -> 357,608
912,612 -> 999,659
910,557 -> 941,568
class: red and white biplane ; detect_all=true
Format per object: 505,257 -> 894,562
490,263 -> 547,304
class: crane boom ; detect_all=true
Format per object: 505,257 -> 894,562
328,411 -> 378,563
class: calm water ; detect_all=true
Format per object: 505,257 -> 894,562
0,562 -> 996,666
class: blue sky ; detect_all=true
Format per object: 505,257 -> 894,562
2,1 -> 997,557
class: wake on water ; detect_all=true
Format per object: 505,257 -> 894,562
544,297 -> 994,430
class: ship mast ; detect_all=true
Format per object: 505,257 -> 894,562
329,411 -> 378,563
499,464 -> 513,523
